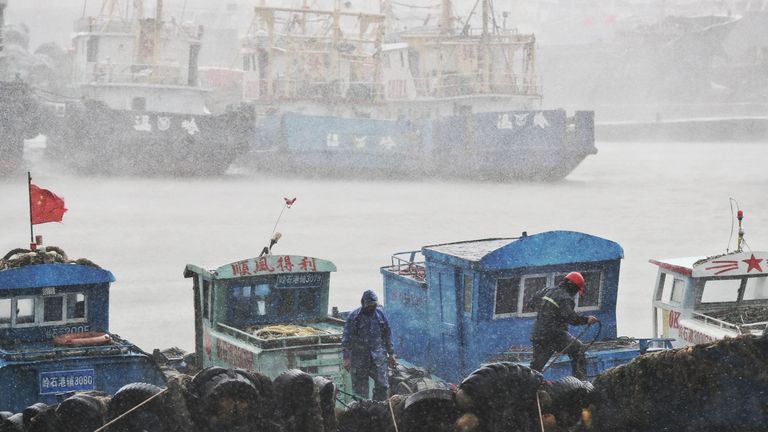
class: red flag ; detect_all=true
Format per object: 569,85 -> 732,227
284,197 -> 297,207
30,184 -> 67,225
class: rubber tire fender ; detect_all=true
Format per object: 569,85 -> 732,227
545,375 -> 594,411
55,393 -> 106,432
2,248 -> 31,261
107,382 -> 165,432
0,413 -> 24,432
22,403 -> 49,429
403,389 -> 459,432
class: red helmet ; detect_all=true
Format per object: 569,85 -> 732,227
564,272 -> 586,295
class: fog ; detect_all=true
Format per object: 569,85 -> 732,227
1,0 -> 767,374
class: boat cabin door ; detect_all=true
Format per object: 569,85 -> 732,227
190,270 -> 215,369
434,268 -> 464,377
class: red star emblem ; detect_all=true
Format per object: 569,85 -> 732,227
742,254 -> 764,273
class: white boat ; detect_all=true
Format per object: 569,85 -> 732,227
650,209 -> 768,346
42,0 -> 253,176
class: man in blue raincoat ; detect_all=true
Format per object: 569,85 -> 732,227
342,290 -> 397,400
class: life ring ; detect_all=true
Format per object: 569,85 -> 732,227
53,332 -> 111,347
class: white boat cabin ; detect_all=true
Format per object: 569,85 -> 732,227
651,251 -> 768,346
70,1 -> 208,115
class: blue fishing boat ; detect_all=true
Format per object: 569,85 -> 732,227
0,244 -> 167,412
381,230 -> 671,383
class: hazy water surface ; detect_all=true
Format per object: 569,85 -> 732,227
1,141 -> 766,352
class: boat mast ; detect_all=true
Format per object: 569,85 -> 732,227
439,0 -> 454,34
480,0 -> 491,92
0,0 -> 6,55
153,0 -> 162,81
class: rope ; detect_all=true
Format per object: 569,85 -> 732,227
535,390 -> 545,432
388,398 -> 400,432
540,320 -> 602,375
91,388 -> 168,432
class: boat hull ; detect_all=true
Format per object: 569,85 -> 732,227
249,109 -> 596,180
44,100 -> 254,176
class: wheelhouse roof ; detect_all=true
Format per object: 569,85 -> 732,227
648,257 -> 705,277
650,250 -> 768,278
423,231 -> 624,271
0,263 -> 115,290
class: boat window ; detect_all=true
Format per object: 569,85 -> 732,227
16,298 -> 36,325
131,97 -> 146,111
742,276 -> 768,300
43,296 -> 64,323
202,280 -> 210,320
66,293 -> 86,320
657,273 -> 672,302
0,298 -> 10,326
521,276 -> 547,313
577,271 -> 602,309
495,278 -> 520,316
86,36 -> 99,62
700,279 -> 741,303
383,53 -> 391,69
297,288 -> 316,314
463,275 -> 472,314
670,279 -> 685,303
276,288 -> 293,315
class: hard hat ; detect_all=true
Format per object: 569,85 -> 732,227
564,272 -> 586,295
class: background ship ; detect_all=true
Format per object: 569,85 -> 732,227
200,0 -> 596,181
41,0 -> 254,176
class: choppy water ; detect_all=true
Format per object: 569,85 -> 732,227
1,141 -> 766,352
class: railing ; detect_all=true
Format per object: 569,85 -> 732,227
691,311 -> 743,333
260,78 -> 385,101
88,63 -> 187,86
411,72 -> 541,98
384,250 -> 426,281
0,334 -> 145,362
215,322 -> 342,351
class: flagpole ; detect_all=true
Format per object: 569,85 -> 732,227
27,171 -> 34,247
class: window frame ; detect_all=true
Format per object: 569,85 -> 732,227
42,295 -> 67,325
14,296 -> 39,327
493,270 -> 604,318
0,297 -> 11,328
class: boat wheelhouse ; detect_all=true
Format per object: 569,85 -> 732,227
382,230 -> 668,383
0,246 -> 166,412
184,253 -> 351,394
650,211 -> 768,346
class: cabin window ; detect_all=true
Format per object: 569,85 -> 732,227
577,272 -> 602,308
86,36 -> 99,62
0,298 -> 10,326
202,280 -> 211,320
66,293 -> 86,320
521,276 -> 547,313
131,97 -> 147,111
399,51 -> 405,68
743,276 -> 768,300
43,296 -> 64,323
297,288 -> 316,314
276,289 -> 293,315
670,279 -> 685,303
383,54 -> 391,69
494,278 -> 520,316
16,298 -> 36,325
700,279 -> 741,303
463,275 -> 472,314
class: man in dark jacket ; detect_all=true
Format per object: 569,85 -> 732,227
342,290 -> 397,400
530,272 -> 597,380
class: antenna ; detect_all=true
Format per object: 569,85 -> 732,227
726,198 -> 744,253
260,197 -> 297,256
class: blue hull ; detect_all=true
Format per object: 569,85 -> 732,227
251,110 -> 596,180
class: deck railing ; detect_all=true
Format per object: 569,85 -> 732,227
0,333 -> 146,362
383,250 -> 427,281
215,321 -> 342,351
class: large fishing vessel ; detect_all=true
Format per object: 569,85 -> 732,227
42,0 -> 253,176
223,0 -> 596,180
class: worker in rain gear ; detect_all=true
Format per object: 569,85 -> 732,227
530,272 -> 597,380
342,290 -> 397,400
